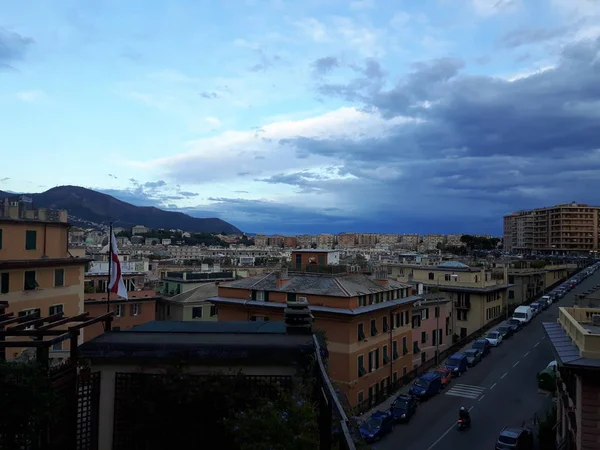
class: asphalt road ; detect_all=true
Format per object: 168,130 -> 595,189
373,265 -> 599,450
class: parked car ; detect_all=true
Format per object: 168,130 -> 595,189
360,410 -> 395,442
495,426 -> 534,450
445,353 -> 469,377
433,367 -> 452,388
409,372 -> 443,399
528,303 -> 541,316
464,348 -> 482,367
539,296 -> 552,308
486,330 -> 503,347
496,325 -> 514,340
472,338 -> 491,356
389,394 -> 418,423
506,319 -> 523,332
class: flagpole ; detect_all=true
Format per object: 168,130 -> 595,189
107,221 -> 113,313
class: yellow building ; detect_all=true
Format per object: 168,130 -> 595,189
507,264 -> 573,307
386,261 -> 510,340
0,202 -> 90,356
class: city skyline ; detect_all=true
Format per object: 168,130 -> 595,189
1,0 -> 600,235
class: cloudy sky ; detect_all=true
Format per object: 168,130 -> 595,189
1,0 -> 599,235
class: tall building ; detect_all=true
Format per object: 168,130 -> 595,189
504,203 -> 600,254
0,198 -> 90,356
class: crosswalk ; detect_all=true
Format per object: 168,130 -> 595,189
445,384 -> 486,400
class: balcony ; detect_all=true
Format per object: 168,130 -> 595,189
454,301 -> 471,310
558,307 -> 600,359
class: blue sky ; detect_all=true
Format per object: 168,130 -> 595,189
1,0 -> 600,235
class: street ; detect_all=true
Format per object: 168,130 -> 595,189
372,265 -> 599,450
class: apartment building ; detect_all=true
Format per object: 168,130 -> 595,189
411,296 -> 452,368
507,264 -> 572,307
253,235 -> 268,247
291,249 -> 340,269
543,306 -> 600,450
267,235 -> 284,247
295,234 -> 314,248
159,283 -> 219,322
0,201 -> 90,355
357,233 -> 378,246
399,234 -> 419,251
504,203 -> 600,254
161,270 -> 235,296
421,234 -> 445,251
131,225 -> 149,235
386,261 -> 510,339
337,233 -> 358,247
316,233 -> 335,248
378,234 -> 399,245
208,268 -> 416,406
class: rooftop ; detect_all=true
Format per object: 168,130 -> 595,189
165,283 -> 219,303
542,307 -> 600,370
438,261 -> 470,269
291,249 -> 340,253
221,272 -> 410,297
77,320 -> 315,363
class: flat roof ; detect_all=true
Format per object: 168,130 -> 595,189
0,218 -> 70,226
78,320 -> 314,363
0,257 -> 92,270
291,249 -> 339,253
542,322 -> 600,370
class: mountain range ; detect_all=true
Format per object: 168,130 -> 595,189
0,186 -> 242,234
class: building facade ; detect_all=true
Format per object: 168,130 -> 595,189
543,306 -> 600,450
209,269 -> 417,406
290,249 -> 340,268
504,203 -> 600,254
411,297 -> 452,368
0,203 -> 90,355
386,261 -> 510,339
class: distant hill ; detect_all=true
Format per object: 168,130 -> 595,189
0,185 -> 242,234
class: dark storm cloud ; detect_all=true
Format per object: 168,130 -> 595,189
278,37 -> 600,228
0,28 -> 34,69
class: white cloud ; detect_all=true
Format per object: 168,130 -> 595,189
15,90 -> 45,102
293,18 -> 331,42
128,107 -> 418,188
205,117 -> 222,127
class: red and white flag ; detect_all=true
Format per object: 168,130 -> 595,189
108,232 -> 128,300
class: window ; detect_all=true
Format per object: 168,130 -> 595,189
1,273 -> 8,294
383,316 -> 389,332
24,271 -> 38,290
508,275 -> 515,284
413,341 -> 420,353
256,290 -> 265,301
435,306 -> 440,318
444,273 -> 451,281
358,355 -> 366,377
421,331 -> 427,344
25,230 -> 37,250
402,366 -> 407,376
250,316 -> 269,321
402,336 -> 409,355
370,319 -> 378,336
392,341 -> 399,360
368,349 -> 380,372
392,372 -> 398,383
357,391 -> 364,404
54,269 -> 65,287
49,304 -> 64,316
383,344 -> 390,364
192,307 -> 203,318
404,311 -> 409,325
210,305 -> 218,316
116,304 -> 125,317
421,351 -> 427,363
19,309 -> 41,330
509,290 -> 515,299
357,323 -> 365,341
428,272 -> 434,280
421,308 -> 429,320
131,303 -> 141,316
52,341 -> 63,351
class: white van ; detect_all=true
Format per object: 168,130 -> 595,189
512,305 -> 533,325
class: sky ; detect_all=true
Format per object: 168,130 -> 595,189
1,0 -> 600,235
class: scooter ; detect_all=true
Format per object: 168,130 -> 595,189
457,418 -> 471,431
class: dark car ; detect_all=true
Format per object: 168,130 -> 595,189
359,410 -> 394,442
409,372 -> 443,399
495,426 -> 534,450
463,348 -> 482,367
496,325 -> 514,340
445,353 -> 469,377
390,394 -> 418,423
472,338 -> 491,357
506,319 -> 523,332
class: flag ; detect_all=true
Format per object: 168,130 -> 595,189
108,232 -> 128,300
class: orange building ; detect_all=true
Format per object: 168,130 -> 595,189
0,201 -> 90,356
209,267 -> 418,406
291,249 -> 340,269
84,272 -> 160,341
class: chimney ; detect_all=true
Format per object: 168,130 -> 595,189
284,297 -> 313,334
183,272 -> 187,281
373,269 -> 389,286
38,208 -> 47,221
276,268 -> 290,288
8,202 -> 19,219
58,210 -> 68,223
